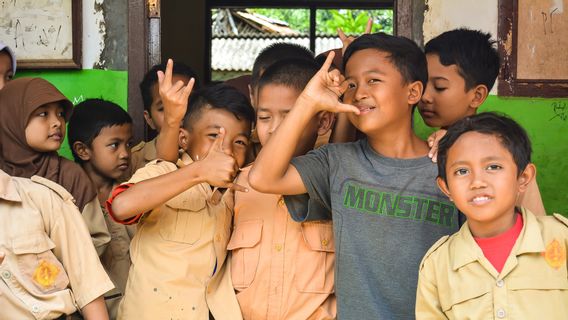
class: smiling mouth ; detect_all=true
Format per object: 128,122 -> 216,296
469,195 -> 493,205
355,104 -> 376,114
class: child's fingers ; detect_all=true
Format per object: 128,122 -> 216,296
319,51 -> 336,75
181,78 -> 196,100
336,102 -> 361,115
337,28 -> 347,41
229,182 -> 249,193
164,58 -> 174,87
169,80 -> 186,96
364,17 -> 373,34
211,127 -> 226,152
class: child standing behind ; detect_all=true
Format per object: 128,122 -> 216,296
127,62 -> 199,177
416,113 -> 568,319
107,62 -> 254,319
67,98 -> 135,319
0,40 -> 16,89
418,28 -> 545,215
0,78 -> 110,255
0,169 -> 114,319
228,59 -> 336,319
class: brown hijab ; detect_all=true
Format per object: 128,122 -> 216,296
0,77 -> 96,211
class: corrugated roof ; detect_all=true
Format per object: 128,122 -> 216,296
211,36 -> 342,72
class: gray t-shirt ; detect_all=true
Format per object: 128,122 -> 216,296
286,139 -> 460,320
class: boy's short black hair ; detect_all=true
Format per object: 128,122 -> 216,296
139,61 -> 200,112
257,58 -> 319,95
183,83 -> 255,131
425,28 -> 500,91
251,43 -> 314,90
437,112 -> 532,182
68,99 -> 132,163
344,33 -> 428,92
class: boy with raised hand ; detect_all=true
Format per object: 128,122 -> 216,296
418,28 -> 546,216
416,112 -> 567,319
106,61 -> 252,320
249,34 -> 461,319
228,58 -> 336,319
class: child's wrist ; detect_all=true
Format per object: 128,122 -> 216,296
295,95 -> 320,115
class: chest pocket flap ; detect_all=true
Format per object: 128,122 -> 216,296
161,188 -> 207,244
227,219 -> 263,250
508,276 -> 568,290
440,283 -> 491,312
301,221 -> 335,252
12,233 -> 55,254
165,188 -> 207,212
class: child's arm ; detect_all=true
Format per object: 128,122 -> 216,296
81,296 -> 109,320
155,59 -> 195,163
249,52 -> 359,195
416,260 -> 447,319
111,128 -> 245,220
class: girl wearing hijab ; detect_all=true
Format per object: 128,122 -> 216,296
0,77 -> 110,255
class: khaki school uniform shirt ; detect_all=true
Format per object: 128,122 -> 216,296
100,199 -> 136,320
416,208 -> 568,320
126,138 -> 157,178
228,166 -> 336,320
0,171 -> 114,320
116,153 -> 242,320
83,196 -> 112,256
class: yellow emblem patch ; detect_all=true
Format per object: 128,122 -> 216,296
543,239 -> 565,270
33,260 -> 60,288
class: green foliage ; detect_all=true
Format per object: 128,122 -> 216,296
248,8 -> 310,33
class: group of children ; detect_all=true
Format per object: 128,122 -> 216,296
0,26 -> 566,320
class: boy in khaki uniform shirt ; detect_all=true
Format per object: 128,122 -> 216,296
127,62 -> 199,177
229,59 -> 336,319
68,99 -> 136,319
107,61 -> 254,320
416,113 -> 568,319
0,170 -> 114,319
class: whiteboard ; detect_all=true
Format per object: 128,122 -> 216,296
0,0 -> 78,67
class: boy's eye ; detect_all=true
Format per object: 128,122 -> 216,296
454,168 -> 469,176
235,139 -> 248,147
257,115 -> 270,121
346,82 -> 356,89
369,79 -> 380,84
434,86 -> 447,92
207,133 -> 218,139
486,164 -> 503,171
108,143 -> 118,149
126,141 -> 133,148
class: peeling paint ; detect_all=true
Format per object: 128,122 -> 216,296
82,0 -> 106,69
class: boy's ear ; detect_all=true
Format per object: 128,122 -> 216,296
317,111 -> 335,136
518,163 -> 536,193
72,141 -> 91,161
143,110 -> 157,130
436,177 -> 453,201
469,84 -> 489,110
248,84 -> 256,109
407,81 -> 424,106
178,128 -> 190,150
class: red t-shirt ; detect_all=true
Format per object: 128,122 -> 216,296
474,213 -> 524,273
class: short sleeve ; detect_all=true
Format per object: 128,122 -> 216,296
289,146 -> 332,221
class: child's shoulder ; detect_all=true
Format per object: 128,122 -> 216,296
419,234 -> 453,271
536,212 -> 568,235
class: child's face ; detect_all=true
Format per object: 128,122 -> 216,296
257,84 -> 319,157
342,49 -> 417,135
182,108 -> 251,168
419,53 -> 477,128
0,51 -> 14,90
438,132 -> 528,236
25,102 -> 66,152
86,124 -> 133,180
144,74 -> 191,133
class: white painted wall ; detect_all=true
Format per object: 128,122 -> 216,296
82,0 -> 105,68
423,0 -> 499,93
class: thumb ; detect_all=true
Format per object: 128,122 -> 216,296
211,127 -> 226,152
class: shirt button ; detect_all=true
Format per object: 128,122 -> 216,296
31,305 -> 41,313
278,198 -> 285,207
321,239 -> 329,247
496,279 -> 504,287
275,244 -> 282,252
496,308 -> 506,318
1,270 -> 11,279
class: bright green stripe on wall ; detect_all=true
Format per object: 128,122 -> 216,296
414,96 -> 568,216
15,69 -> 128,161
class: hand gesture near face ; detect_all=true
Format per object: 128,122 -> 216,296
299,51 -> 360,115
157,59 -> 195,127
199,127 -> 247,192
338,17 -> 373,55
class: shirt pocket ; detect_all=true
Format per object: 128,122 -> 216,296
227,219 -> 263,290
160,192 -> 206,244
508,275 -> 568,318
294,221 -> 335,294
439,283 -> 492,319
12,233 -> 70,294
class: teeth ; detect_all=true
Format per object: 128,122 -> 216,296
472,196 -> 490,203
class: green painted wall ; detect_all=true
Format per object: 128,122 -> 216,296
414,96 -> 568,216
16,69 -> 128,160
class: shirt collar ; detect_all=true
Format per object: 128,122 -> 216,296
451,207 -> 545,271
0,169 -> 22,202
143,138 -> 157,161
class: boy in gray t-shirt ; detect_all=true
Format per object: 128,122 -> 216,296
249,33 -> 460,319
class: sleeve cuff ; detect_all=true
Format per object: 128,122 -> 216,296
105,183 -> 144,225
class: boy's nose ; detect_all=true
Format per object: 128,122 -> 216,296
354,84 -> 368,102
421,86 -> 433,104
469,172 -> 488,189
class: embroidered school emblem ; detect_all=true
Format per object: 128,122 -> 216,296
33,260 -> 60,288
543,239 -> 565,270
